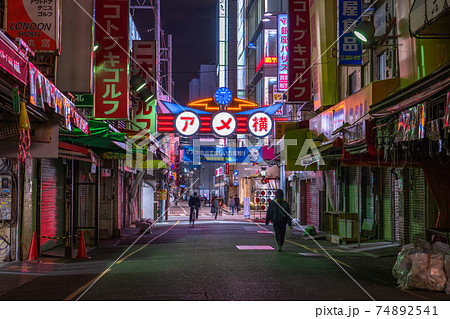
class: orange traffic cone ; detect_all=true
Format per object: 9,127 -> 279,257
26,231 -> 39,261
76,230 -> 90,259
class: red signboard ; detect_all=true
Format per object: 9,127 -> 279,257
94,0 -> 129,120
0,33 -> 28,84
157,114 -> 251,135
288,0 -> 311,102
132,41 -> 156,133
5,0 -> 60,52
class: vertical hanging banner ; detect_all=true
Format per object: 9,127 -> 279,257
5,0 -> 61,52
94,0 -> 129,120
288,0 -> 311,102
338,0 -> 362,65
277,14 -> 288,92
132,40 -> 156,134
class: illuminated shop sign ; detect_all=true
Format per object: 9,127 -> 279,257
256,57 -> 278,72
212,112 -> 237,137
175,111 -> 201,137
338,0 -> 362,65
277,14 -> 288,92
287,0 -> 311,101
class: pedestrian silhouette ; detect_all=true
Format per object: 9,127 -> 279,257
265,189 -> 292,251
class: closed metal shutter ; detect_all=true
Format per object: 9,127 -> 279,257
77,161 -> 96,229
408,168 -> 426,242
306,180 -> 319,228
382,168 -> 392,241
348,168 -> 361,215
364,168 -> 374,220
393,171 -> 401,242
40,159 -> 65,252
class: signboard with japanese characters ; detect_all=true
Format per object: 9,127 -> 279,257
212,112 -> 237,137
157,90 -> 280,137
131,41 -> 157,134
183,146 -> 263,163
5,0 -> 61,52
288,0 -> 311,102
248,112 -> 273,138
338,0 -> 362,65
94,0 -> 129,120
0,34 -> 28,84
175,111 -> 201,137
277,14 -> 288,92
28,62 -> 90,135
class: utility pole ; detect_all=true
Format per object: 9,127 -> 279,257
156,0 -> 161,99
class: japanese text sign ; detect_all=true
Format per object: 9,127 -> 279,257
94,0 -> 129,119
248,112 -> 273,138
6,0 -> 60,52
338,0 -> 362,65
183,146 -> 263,163
0,34 -> 28,84
29,62 -> 90,134
175,111 -> 200,136
132,40 -> 156,133
278,14 -> 288,92
212,112 -> 237,137
288,0 -> 311,102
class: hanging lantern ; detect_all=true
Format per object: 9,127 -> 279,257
18,101 -> 31,165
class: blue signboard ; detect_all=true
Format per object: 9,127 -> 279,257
233,170 -> 239,176
338,0 -> 362,65
182,146 -> 263,163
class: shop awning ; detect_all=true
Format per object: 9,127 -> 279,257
58,141 -> 100,164
370,62 -> 450,117
410,0 -> 450,38
60,120 -> 126,153
295,138 -> 342,171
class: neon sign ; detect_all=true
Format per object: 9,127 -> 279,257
278,14 -> 288,91
256,57 -> 278,72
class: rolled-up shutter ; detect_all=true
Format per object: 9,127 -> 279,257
306,180 -> 319,228
77,161 -> 96,229
348,168 -> 361,215
409,168 -> 426,242
382,168 -> 392,241
40,159 -> 65,252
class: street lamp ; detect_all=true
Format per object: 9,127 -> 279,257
353,21 -> 375,43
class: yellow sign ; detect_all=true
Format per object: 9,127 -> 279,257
159,189 -> 167,200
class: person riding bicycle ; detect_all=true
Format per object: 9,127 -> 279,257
188,192 -> 201,226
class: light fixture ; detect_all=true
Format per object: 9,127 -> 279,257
353,21 -> 375,43
130,75 -> 147,92
93,43 -> 99,52
139,87 -> 155,103
262,18 -> 270,22
264,12 -> 272,16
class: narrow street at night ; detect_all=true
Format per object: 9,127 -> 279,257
1,204 -> 449,302
1,0 -> 450,316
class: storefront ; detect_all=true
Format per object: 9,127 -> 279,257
370,64 -> 449,243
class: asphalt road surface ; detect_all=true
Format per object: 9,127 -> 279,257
1,208 -> 450,302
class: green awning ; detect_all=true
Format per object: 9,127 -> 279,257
60,120 -> 127,153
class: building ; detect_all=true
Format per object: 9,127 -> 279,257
0,0 -> 170,262
282,0 -> 450,245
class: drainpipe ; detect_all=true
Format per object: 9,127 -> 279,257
15,161 -> 22,261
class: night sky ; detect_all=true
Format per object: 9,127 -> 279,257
132,0 -> 217,106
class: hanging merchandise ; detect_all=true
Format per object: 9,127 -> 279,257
18,102 -> 31,165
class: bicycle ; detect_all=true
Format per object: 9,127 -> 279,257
189,206 -> 199,226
